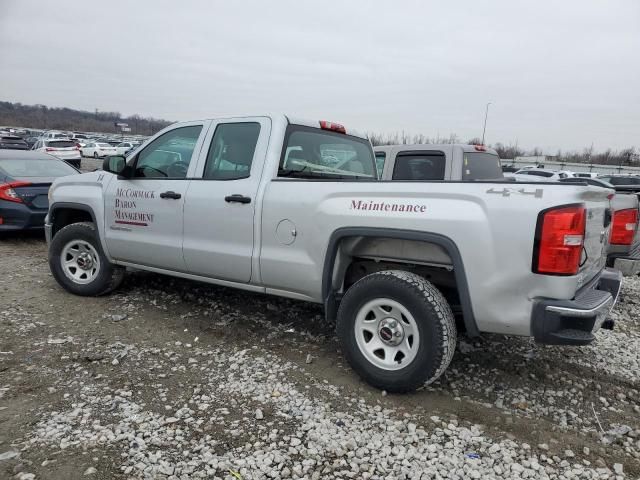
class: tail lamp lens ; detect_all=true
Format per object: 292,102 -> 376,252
0,181 -> 31,203
533,205 -> 586,275
610,208 -> 638,245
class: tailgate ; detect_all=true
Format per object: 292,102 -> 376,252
578,188 -> 612,287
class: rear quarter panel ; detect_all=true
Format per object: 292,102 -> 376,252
260,181 -> 610,336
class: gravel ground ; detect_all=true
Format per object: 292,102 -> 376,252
0,233 -> 639,480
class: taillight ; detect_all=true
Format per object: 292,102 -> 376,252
319,120 -> 346,134
0,181 -> 31,203
45,147 -> 55,152
610,208 -> 638,245
533,204 -> 586,276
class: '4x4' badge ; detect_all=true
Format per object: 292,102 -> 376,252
486,187 -> 543,198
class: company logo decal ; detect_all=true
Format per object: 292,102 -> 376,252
350,200 -> 426,213
113,188 -> 155,226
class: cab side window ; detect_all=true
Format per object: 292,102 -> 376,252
392,153 -> 446,181
134,125 -> 202,179
203,123 -> 260,180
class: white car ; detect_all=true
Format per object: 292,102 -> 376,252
41,131 -> 71,140
81,142 -> 118,159
514,168 -> 574,180
114,142 -> 141,156
32,139 -> 81,168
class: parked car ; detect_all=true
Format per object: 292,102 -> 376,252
45,115 -> 624,392
0,135 -> 30,150
561,177 -> 640,275
114,141 -> 141,156
0,150 -> 79,231
375,144 -> 504,181
32,139 -> 82,168
40,131 -> 71,140
514,168 -> 574,179
573,172 -> 599,178
598,174 -> 640,186
70,133 -> 90,141
81,142 -> 118,159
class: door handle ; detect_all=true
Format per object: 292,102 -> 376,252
225,194 -> 251,204
160,191 -> 181,199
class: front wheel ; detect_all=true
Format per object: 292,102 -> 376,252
337,270 -> 457,392
49,222 -> 125,296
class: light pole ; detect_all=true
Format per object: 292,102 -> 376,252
481,102 -> 492,145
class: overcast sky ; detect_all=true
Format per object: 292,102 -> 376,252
1,0 -> 638,152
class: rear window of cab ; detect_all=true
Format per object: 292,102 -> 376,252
279,125 -> 376,180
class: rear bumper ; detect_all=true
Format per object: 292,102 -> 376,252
607,242 -> 640,276
532,268 -> 622,345
0,200 -> 48,231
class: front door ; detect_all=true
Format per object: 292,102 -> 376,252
103,122 -> 208,271
183,117 -> 270,282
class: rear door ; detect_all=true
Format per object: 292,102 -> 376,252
103,122 -> 208,271
182,117 -> 270,282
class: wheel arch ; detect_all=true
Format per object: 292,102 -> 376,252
49,202 -> 97,236
322,227 -> 479,337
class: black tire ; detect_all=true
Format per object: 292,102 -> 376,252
49,222 -> 125,296
337,270 -> 457,393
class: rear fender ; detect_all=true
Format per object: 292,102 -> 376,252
322,227 -> 479,336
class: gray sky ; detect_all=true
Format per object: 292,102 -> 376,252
1,0 -> 638,152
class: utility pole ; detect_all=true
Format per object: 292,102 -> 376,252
481,102 -> 492,145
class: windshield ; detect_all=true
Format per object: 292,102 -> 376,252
97,143 -> 112,147
46,140 -> 75,148
279,125 -> 376,180
0,158 -> 78,177
461,152 -> 503,180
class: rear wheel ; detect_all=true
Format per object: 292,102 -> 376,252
49,222 -> 124,296
337,270 -> 457,392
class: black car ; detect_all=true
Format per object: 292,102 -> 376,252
0,135 -> 29,150
0,150 -> 79,231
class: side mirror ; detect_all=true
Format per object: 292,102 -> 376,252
103,155 -> 126,175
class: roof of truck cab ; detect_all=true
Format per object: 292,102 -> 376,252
374,144 -> 499,156
166,114 -> 369,140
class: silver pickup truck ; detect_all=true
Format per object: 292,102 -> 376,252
45,115 -> 622,392
374,143 -> 503,181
